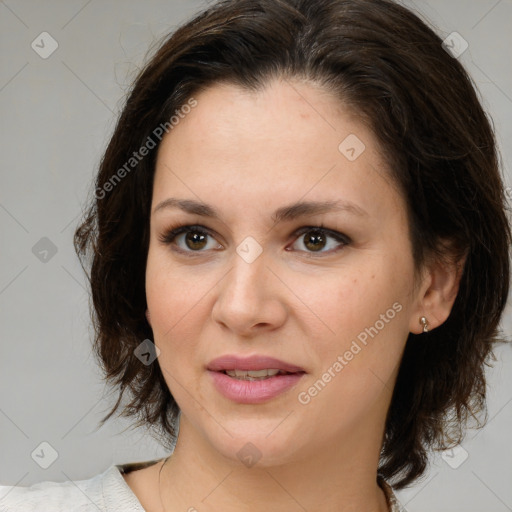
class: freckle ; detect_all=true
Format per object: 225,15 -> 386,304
371,274 -> 375,279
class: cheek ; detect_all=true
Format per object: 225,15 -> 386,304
300,255 -> 413,366
145,252 -> 207,399
145,252 -> 199,365
318,265 -> 406,322
294,263 -> 411,428
146,249 -> 211,332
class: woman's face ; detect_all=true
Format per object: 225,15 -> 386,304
146,79 -> 426,466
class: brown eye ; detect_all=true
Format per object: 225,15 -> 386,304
303,230 -> 327,252
289,226 -> 351,255
159,225 -> 222,254
184,231 -> 208,250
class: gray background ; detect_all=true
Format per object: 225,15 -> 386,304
0,0 -> 511,510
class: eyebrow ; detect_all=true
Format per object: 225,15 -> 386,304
153,197 -> 367,223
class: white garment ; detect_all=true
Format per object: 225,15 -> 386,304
0,459 -> 404,511
0,462 -> 145,512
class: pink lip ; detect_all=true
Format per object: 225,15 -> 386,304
206,355 -> 306,404
206,355 -> 305,373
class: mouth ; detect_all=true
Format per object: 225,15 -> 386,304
206,355 -> 306,403
219,369 -> 304,381
207,354 -> 306,375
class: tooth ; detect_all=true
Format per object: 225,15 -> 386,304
246,369 -> 269,378
223,369 -> 288,380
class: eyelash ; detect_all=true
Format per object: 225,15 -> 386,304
158,223 -> 352,257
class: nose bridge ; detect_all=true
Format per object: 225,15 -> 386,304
212,238 -> 286,332
225,240 -> 270,303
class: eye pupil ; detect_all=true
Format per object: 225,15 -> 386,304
185,231 -> 207,250
304,230 -> 326,252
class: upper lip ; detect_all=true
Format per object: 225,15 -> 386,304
207,355 -> 306,373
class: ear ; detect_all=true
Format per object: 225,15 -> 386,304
408,249 -> 466,334
145,309 -> 152,326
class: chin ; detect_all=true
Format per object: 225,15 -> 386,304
204,421 -> 306,468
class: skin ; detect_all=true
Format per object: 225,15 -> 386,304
125,78 -> 462,512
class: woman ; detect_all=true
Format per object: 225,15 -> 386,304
1,0 -> 510,510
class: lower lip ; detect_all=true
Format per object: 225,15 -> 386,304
208,371 -> 305,404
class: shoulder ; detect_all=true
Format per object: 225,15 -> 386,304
0,468 -> 108,512
0,460 -> 160,512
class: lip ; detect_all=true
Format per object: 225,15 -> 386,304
206,355 -> 305,373
206,355 -> 306,404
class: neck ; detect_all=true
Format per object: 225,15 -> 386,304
158,415 -> 389,512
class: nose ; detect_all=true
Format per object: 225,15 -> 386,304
211,246 -> 287,336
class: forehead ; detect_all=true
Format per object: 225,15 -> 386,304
152,79 -> 404,223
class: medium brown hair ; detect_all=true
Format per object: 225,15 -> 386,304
74,0 -> 511,488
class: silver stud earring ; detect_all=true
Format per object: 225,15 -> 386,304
419,316 -> 429,333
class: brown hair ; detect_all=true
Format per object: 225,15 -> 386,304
74,0 -> 511,488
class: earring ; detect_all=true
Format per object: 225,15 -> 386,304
419,316 -> 429,333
